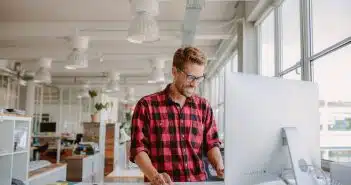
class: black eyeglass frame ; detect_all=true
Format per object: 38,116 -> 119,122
176,68 -> 206,83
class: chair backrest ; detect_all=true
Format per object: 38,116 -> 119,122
75,134 -> 83,144
38,142 -> 49,152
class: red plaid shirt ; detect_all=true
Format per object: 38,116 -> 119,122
130,85 -> 221,182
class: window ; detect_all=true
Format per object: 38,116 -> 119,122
231,54 -> 238,73
254,0 -> 350,162
207,55 -> 235,140
313,44 -> 351,161
281,0 -> 301,70
282,68 -> 301,80
312,0 -> 351,53
313,45 -> 351,102
260,11 -> 275,77
210,77 -> 217,106
219,68 -> 225,103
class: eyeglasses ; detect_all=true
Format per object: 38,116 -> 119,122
177,68 -> 205,83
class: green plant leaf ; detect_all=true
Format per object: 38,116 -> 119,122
89,90 -> 97,98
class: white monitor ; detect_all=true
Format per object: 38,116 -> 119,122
224,73 -> 321,185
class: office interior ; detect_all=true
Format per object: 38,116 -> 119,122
0,0 -> 350,184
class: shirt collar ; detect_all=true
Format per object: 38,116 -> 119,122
162,84 -> 195,106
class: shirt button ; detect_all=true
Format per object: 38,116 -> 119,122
182,134 -> 185,138
185,163 -> 188,167
183,149 -> 186,153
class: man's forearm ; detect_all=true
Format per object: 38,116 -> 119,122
135,151 -> 159,180
207,147 -> 224,171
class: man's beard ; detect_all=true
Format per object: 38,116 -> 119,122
175,82 -> 194,98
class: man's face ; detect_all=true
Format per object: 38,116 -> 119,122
172,63 -> 205,97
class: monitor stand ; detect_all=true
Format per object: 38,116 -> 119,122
282,127 -> 323,185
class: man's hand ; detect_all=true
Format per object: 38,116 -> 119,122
216,167 -> 224,179
150,172 -> 173,185
207,147 -> 224,179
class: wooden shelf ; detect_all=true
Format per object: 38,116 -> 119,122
83,122 -> 117,176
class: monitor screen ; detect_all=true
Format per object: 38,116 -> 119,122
40,122 -> 56,132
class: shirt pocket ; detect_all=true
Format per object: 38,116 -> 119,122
153,119 -> 173,142
189,120 -> 204,150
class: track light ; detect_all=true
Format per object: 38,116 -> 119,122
65,36 -> 89,70
77,84 -> 90,99
127,11 -> 160,44
104,72 -> 120,93
148,59 -> 165,84
34,58 -> 52,84
127,0 -> 160,44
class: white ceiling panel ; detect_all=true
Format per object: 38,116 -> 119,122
0,0 -> 237,21
0,0 -> 242,90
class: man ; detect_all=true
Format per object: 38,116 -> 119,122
130,47 -> 224,185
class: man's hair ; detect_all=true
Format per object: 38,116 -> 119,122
172,47 -> 207,70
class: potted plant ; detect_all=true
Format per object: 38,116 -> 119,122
89,90 -> 113,122
91,102 -> 108,122
89,90 -> 99,122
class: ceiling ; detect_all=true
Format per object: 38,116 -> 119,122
0,0 -> 241,98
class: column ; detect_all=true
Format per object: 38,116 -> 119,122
237,2 -> 259,74
25,80 -> 36,116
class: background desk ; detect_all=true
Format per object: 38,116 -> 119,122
76,182 -> 224,185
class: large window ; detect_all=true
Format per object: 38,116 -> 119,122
206,54 -> 237,141
282,67 -> 301,80
312,0 -> 351,53
313,45 -> 351,102
281,0 -> 301,70
255,0 -> 351,162
259,11 -> 275,77
314,45 -> 351,161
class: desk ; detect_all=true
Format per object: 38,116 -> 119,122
33,135 -> 61,163
28,163 -> 67,185
66,153 -> 101,182
76,182 -> 224,185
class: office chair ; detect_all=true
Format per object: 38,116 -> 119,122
75,134 -> 83,144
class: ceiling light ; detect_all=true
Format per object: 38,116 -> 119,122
105,81 -> 120,93
127,11 -> 160,44
148,59 -> 165,83
77,89 -> 89,99
65,36 -> 89,70
125,87 -> 135,103
148,68 -> 165,84
77,84 -> 90,99
130,0 -> 159,16
34,58 -> 52,84
104,72 -> 120,93
65,49 -> 88,70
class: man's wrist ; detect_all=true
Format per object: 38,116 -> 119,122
215,164 -> 224,171
147,169 -> 159,181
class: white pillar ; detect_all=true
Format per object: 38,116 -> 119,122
25,80 -> 36,116
59,88 -> 63,134
237,2 -> 259,74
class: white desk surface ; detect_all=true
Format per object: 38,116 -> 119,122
76,182 -> 224,185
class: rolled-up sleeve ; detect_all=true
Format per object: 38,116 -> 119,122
203,101 -> 221,153
129,99 -> 150,163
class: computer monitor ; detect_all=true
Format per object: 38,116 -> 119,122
224,73 -> 321,185
39,122 -> 57,133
